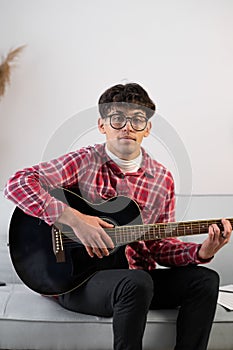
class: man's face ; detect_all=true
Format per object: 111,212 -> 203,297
98,105 -> 151,160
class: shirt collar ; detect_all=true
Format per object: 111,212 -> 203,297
139,147 -> 156,178
94,143 -> 155,178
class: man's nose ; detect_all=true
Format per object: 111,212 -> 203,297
123,118 -> 133,130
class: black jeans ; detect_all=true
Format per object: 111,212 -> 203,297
58,265 -> 219,350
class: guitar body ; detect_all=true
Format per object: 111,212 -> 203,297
9,188 -> 142,296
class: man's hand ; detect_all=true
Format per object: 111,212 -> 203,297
57,207 -> 115,258
198,219 -> 232,260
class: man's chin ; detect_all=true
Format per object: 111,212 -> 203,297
117,144 -> 139,157
106,140 -> 140,159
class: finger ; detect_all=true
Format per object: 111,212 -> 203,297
97,226 -> 115,249
92,239 -> 109,256
89,238 -> 109,257
209,224 -> 222,242
86,245 -> 104,259
93,233 -> 111,256
86,246 -> 95,258
222,219 -> 232,233
208,225 -> 215,240
92,246 -> 104,258
98,218 -> 114,228
212,224 -> 220,235
221,219 -> 232,240
100,247 -> 110,257
102,233 -> 114,249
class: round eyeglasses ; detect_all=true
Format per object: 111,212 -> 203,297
107,113 -> 148,131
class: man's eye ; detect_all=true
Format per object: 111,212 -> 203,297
133,117 -> 144,124
112,115 -> 124,123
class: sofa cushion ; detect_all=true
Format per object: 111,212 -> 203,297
0,283 -> 233,350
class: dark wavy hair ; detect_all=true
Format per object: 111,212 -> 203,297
98,83 -> 156,119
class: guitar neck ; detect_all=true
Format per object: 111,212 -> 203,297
110,218 -> 233,244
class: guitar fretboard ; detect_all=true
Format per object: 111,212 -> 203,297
105,218 -> 233,244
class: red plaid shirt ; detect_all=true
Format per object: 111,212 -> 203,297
4,143 -> 206,269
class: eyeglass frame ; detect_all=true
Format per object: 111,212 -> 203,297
104,112 -> 149,132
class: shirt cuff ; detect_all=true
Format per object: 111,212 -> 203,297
195,244 -> 214,264
42,197 -> 68,225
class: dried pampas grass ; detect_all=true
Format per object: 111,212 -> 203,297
0,45 -> 26,98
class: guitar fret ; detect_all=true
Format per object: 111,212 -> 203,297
158,225 -> 161,238
131,225 -> 136,243
125,226 -> 129,243
115,226 -> 119,244
140,227 -> 146,241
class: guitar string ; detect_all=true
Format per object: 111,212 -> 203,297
59,220 -> 226,235
57,219 -> 229,247
59,219 -> 229,237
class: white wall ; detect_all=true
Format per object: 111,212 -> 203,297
1,0 -> 233,196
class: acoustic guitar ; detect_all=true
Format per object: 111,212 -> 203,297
9,187 -> 233,296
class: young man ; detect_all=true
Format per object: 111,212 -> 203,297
4,83 -> 232,350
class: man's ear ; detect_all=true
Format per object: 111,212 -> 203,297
143,121 -> 152,138
98,117 -> 106,134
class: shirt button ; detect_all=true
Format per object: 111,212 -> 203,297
120,174 -> 125,178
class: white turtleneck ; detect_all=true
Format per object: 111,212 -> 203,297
105,145 -> 142,173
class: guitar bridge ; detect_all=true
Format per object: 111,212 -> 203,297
52,225 -> 65,263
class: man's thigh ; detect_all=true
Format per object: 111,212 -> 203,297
58,268 -> 150,317
148,265 -> 216,309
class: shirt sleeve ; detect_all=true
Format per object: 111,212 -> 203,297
126,238 -> 212,270
145,239 -> 212,267
4,150 -> 90,225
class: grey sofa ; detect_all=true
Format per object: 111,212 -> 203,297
1,192 -> 233,350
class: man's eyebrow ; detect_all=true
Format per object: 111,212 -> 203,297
106,110 -> 125,117
108,110 -> 146,116
132,111 -> 146,115
110,110 -> 124,114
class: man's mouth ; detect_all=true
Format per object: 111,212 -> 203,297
119,136 -> 136,141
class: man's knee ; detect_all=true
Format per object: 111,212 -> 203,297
193,266 -> 220,299
114,270 -> 154,306
202,267 -> 219,294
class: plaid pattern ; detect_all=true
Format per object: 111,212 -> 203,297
4,143 -> 206,269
